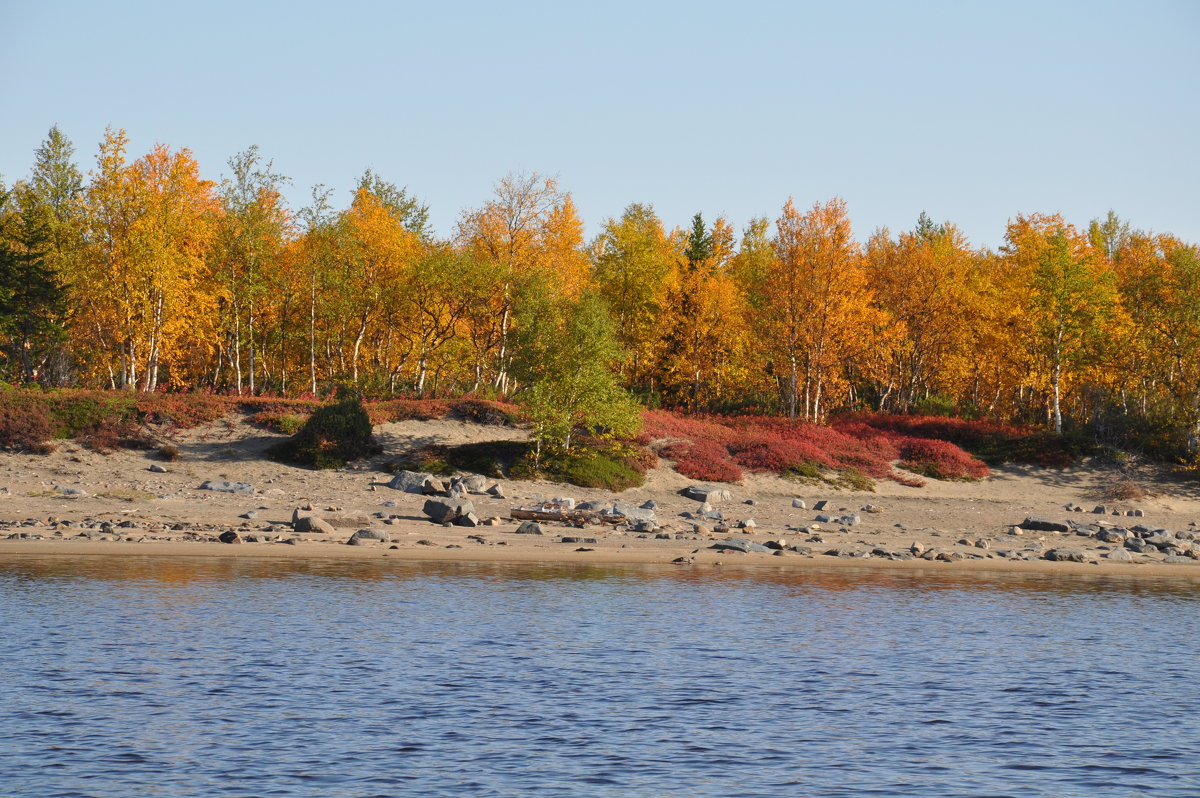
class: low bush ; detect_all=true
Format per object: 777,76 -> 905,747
268,398 -> 382,469
447,398 -> 523,426
897,438 -> 989,481
80,418 -> 151,454
550,453 -> 645,491
158,443 -> 181,461
642,409 -> 993,487
0,400 -> 53,453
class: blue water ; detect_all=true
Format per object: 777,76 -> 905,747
2,556 -> 1198,797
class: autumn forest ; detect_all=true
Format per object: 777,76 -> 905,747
2,127 -> 1200,458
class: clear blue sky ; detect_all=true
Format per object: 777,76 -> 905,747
2,0 -> 1197,248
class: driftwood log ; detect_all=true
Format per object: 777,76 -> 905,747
509,508 -> 625,525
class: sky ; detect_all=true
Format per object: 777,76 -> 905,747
1,0 -> 1197,248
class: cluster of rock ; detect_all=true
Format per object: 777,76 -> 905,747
388,471 -> 504,499
1019,516 -> 1200,563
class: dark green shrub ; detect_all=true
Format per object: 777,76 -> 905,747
267,398 -> 382,469
551,453 -> 645,491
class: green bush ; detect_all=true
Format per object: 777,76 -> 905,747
549,452 -> 645,491
267,398 -> 382,469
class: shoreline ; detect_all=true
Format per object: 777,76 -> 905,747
5,539 -> 1200,580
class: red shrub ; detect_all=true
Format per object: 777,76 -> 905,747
367,399 -> 451,424
0,399 -> 53,453
137,393 -> 230,428
897,438 -> 989,481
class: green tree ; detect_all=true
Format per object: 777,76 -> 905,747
212,146 -> 291,393
512,284 -> 641,462
1030,228 -> 1115,433
0,127 -> 80,383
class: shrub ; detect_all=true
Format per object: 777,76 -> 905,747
0,400 -> 53,453
898,438 -> 989,481
268,398 -> 382,469
366,399 -> 451,424
137,393 -> 228,428
448,398 -> 523,426
158,443 -> 181,461
80,418 -> 151,454
550,452 -> 645,491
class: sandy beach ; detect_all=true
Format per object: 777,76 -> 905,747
3,414 -> 1200,580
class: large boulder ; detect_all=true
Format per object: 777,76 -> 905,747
611,503 -> 657,523
294,515 -> 334,534
682,484 -> 732,503
388,470 -> 440,494
422,498 -> 475,524
514,521 -> 545,535
349,528 -> 389,542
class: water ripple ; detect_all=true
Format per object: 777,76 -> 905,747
2,557 -> 1199,797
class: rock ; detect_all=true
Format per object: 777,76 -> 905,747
561,536 -> 599,544
671,556 -> 694,564
744,499 -> 756,506
1105,547 -> 1132,562
790,545 -> 813,555
514,521 -> 544,535
486,483 -> 506,499
1163,556 -> 1195,564
813,500 -> 835,511
791,498 -> 807,509
910,541 -> 925,555
612,503 -> 657,523
709,539 -> 771,553
149,464 -> 168,473
217,530 -> 241,544
454,475 -> 489,494
654,531 -> 672,539
837,514 -> 861,527
281,537 -> 298,545
823,547 -> 859,558
345,536 -> 368,546
422,498 -> 475,524
1124,538 -> 1151,553
199,480 -> 255,495
1044,548 -> 1087,563
388,470 -> 438,494
454,512 -> 481,528
640,499 -> 658,510
1018,517 -> 1070,533
349,528 -> 389,542
551,497 -> 577,509
974,539 -> 990,549
861,504 -> 883,513
633,519 -> 657,533
54,486 -> 86,497
1132,509 -> 1144,517
814,514 -> 834,523
239,511 -> 258,520
1096,528 -> 1126,543
682,485 -> 732,503
294,516 -> 334,534
740,519 -> 757,530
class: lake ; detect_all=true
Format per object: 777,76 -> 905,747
2,556 -> 1198,797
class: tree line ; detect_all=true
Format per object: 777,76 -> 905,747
2,127 -> 1199,455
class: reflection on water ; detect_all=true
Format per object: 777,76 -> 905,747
3,555 -> 1199,797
